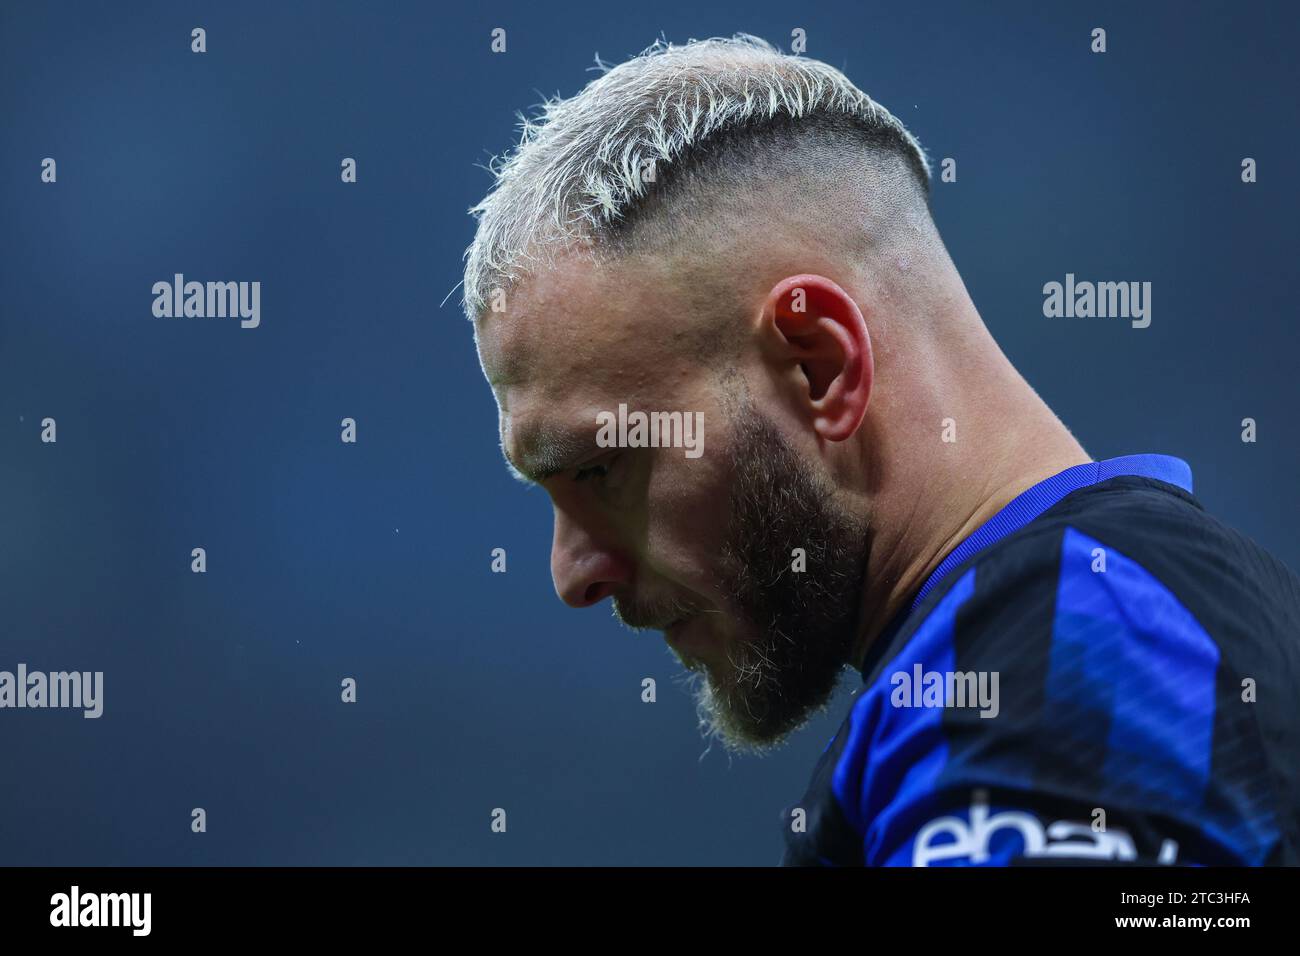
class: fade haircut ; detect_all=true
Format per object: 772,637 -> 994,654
463,34 -> 932,320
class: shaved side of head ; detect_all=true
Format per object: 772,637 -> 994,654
589,111 -> 946,360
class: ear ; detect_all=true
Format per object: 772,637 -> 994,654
760,274 -> 873,442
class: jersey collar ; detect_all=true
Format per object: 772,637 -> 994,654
859,454 -> 1193,681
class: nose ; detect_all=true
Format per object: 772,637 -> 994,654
550,509 -> 633,608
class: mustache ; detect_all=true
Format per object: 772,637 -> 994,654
610,593 -> 706,631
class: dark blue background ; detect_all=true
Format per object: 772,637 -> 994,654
1,0 -> 1296,865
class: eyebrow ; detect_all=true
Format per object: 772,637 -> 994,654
502,426 -> 592,486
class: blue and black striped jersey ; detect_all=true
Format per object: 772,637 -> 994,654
782,455 -> 1300,866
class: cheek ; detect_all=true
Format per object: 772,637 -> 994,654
642,449 -> 734,593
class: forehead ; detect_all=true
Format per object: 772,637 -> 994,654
475,251 -> 715,477
477,252 -> 699,407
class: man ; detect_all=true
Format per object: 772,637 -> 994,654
462,36 -> 1300,865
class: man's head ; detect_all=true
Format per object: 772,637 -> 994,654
465,36 -> 988,752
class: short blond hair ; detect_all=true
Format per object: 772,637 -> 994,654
463,34 -> 930,319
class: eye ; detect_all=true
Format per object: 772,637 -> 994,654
573,461 -> 610,483
574,453 -> 620,484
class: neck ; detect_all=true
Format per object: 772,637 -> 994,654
846,340 -> 1090,674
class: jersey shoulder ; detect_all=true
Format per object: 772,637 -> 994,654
783,477 -> 1300,866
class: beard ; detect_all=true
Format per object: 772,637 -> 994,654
616,403 -> 869,754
